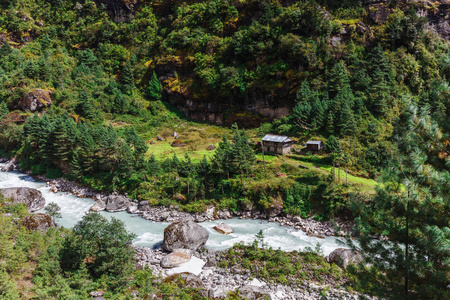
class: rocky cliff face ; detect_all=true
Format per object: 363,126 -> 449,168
94,0 -> 140,22
418,1 -> 450,40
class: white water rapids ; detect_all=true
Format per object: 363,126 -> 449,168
0,164 -> 347,255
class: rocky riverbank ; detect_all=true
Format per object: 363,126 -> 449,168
28,172 -> 353,237
133,245 -> 373,300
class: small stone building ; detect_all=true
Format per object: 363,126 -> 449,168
306,140 -> 324,151
262,134 -> 293,155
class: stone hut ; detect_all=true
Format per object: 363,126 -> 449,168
262,134 -> 293,155
306,140 -> 324,151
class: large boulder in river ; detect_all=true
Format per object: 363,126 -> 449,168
105,194 -> 131,212
328,248 -> 363,269
213,222 -> 233,235
19,89 -> 53,112
1,157 -> 19,172
163,220 -> 209,251
0,187 -> 46,212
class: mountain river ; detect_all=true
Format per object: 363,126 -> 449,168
0,164 -> 347,255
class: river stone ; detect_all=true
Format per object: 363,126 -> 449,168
0,187 -> 46,212
213,222 -> 233,235
21,213 -> 54,230
90,200 -> 106,212
163,220 -> 209,251
165,272 -> 204,289
161,249 -> 192,268
127,204 -> 139,214
1,157 -> 19,172
105,195 -> 131,212
328,248 -> 363,269
238,285 -> 269,300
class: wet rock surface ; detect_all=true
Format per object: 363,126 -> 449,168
1,158 -> 19,172
213,222 -> 234,235
0,187 -> 46,212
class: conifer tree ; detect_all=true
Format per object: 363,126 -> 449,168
40,34 -> 51,51
328,61 -> 351,97
112,91 -> 129,114
121,60 -> 135,95
371,67 -> 390,116
0,101 -> 8,120
0,42 -> 12,58
212,135 -> 231,196
339,103 -> 357,136
24,60 -> 37,79
79,49 -> 97,68
148,71 -> 162,100
349,104 -> 450,299
326,112 -> 335,135
76,91 -> 96,120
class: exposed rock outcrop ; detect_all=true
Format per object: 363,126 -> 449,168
1,157 -> 19,172
163,220 -> 209,251
328,248 -> 363,269
0,187 -> 46,212
19,89 -> 53,112
213,222 -> 234,235
418,2 -> 450,41
93,0 -> 140,22
21,213 -> 54,230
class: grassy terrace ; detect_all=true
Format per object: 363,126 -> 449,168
141,121 -> 377,194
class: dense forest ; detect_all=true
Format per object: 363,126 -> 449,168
0,0 -> 449,299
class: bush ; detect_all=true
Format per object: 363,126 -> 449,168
60,213 -> 136,280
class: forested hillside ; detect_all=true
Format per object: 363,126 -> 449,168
0,1 -> 449,298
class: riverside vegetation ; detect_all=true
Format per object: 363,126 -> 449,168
0,0 -> 449,299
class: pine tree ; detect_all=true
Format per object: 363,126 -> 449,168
326,112 -> 335,135
371,67 -> 390,116
121,60 -> 135,95
112,91 -> 129,114
24,60 -> 37,79
76,91 -> 96,120
40,34 -> 51,51
212,135 -> 231,196
78,49 -> 97,68
339,102 -> 357,136
349,104 -> 450,299
328,61 -> 351,97
148,71 -> 162,100
0,42 -> 12,58
0,101 -> 8,119
230,124 -> 256,187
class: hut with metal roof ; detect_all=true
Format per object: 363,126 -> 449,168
261,134 -> 293,155
306,140 -> 324,151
